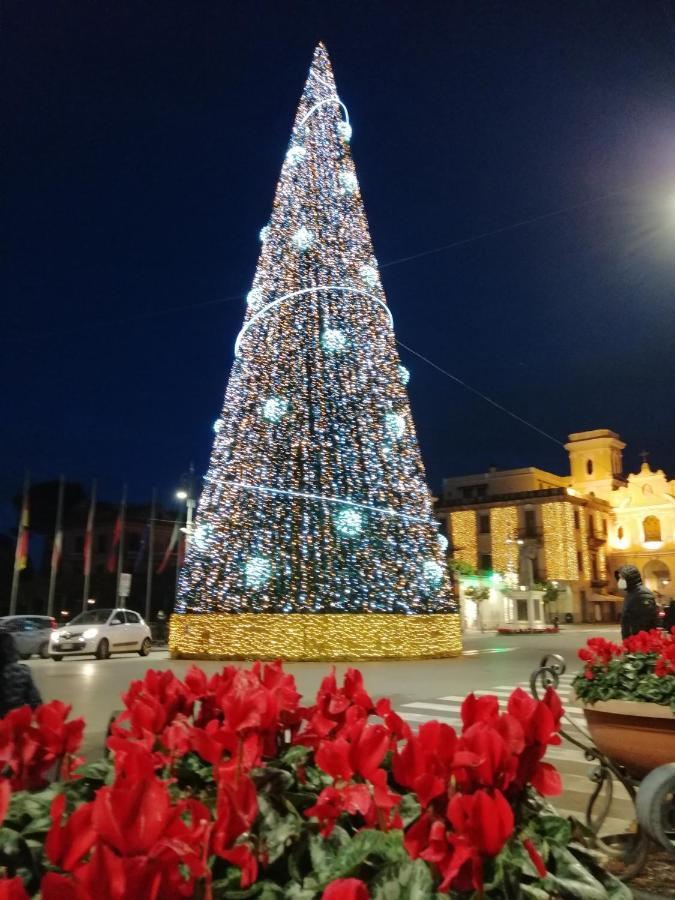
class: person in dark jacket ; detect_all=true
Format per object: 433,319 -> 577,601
618,564 -> 658,640
664,600 -> 675,634
0,631 -> 42,718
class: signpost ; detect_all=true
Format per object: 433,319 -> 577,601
119,573 -> 132,606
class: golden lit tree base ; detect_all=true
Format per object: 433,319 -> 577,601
169,612 -> 462,661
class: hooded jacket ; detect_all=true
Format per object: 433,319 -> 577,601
619,565 -> 657,640
0,632 -> 42,717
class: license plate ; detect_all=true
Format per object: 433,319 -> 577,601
60,643 -> 77,650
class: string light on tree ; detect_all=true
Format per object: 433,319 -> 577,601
259,225 -> 270,243
437,533 -> 448,553
398,365 -> 410,386
384,412 -> 406,440
213,419 -> 223,434
286,145 -> 307,166
173,43 -> 460,660
321,328 -> 347,353
360,264 -> 378,288
422,560 -> 444,589
334,507 -> 363,537
339,171 -> 358,194
337,120 -> 352,142
261,397 -> 289,423
292,226 -> 313,251
245,556 -> 272,589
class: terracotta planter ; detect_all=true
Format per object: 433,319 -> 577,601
580,699 -> 675,779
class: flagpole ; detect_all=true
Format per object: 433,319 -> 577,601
9,472 -> 30,616
116,485 -> 127,608
82,480 -> 97,612
145,488 -> 156,623
46,474 -> 65,618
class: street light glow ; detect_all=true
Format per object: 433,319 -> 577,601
176,489 -> 188,500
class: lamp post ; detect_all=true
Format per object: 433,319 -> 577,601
175,463 -> 196,547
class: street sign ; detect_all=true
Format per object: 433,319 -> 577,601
119,573 -> 132,598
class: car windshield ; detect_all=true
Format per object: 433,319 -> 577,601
68,609 -> 114,626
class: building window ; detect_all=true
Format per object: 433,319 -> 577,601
573,509 -> 579,529
588,516 -> 594,536
524,510 -> 536,537
479,514 -> 490,534
586,459 -> 593,475
617,526 -> 624,540
479,553 -> 492,573
591,555 -> 598,581
643,516 -> 662,543
532,558 -> 540,583
603,519 -> 607,535
577,550 -> 583,572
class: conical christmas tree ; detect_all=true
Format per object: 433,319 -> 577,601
171,44 -> 461,660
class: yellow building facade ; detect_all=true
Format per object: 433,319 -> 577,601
437,429 -> 674,623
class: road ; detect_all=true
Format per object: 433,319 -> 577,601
27,625 -> 611,746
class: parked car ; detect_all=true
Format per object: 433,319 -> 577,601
0,615 -> 57,659
50,608 -> 152,661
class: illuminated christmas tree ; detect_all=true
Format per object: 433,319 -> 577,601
171,44 -> 461,660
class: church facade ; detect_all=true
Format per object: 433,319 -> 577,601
437,429 -> 675,625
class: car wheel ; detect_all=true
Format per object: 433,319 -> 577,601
39,642 -> 50,659
51,655 -> 63,662
19,652 -> 31,660
96,638 -> 110,660
139,638 -> 152,657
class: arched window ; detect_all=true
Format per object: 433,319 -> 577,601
643,516 -> 662,543
586,459 -> 593,475
617,526 -> 624,540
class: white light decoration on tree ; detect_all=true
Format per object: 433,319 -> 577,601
259,225 -> 270,243
321,328 -> 347,352
339,171 -> 358,194
193,523 -> 210,552
334,507 -> 363,537
291,226 -> 313,251
384,412 -> 406,440
213,419 -> 223,434
360,264 -> 378,288
174,43 -> 459,659
245,556 -> 272,589
337,120 -> 352,142
247,287 -> 262,307
422,560 -> 444,588
261,397 -> 289,423
286,145 -> 306,166
437,533 -> 448,553
398,365 -> 410,386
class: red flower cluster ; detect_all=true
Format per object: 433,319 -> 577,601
578,628 -> 675,678
394,688 -> 561,892
0,701 -> 84,792
298,669 -> 409,836
0,663 -> 565,899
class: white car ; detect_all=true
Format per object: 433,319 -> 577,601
50,608 -> 152,660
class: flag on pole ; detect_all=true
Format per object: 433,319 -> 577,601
51,529 -> 63,574
133,524 -> 149,574
83,488 -> 96,578
15,497 -> 29,571
106,511 -> 123,573
157,514 -> 181,574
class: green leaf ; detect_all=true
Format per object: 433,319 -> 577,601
535,814 -> 571,845
370,858 -> 434,900
397,793 -> 421,828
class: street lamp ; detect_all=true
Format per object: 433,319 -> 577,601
175,463 -> 196,548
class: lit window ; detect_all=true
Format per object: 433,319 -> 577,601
618,526 -> 624,540
586,459 -> 593,475
643,516 -> 662,543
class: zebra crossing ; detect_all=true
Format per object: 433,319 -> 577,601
396,673 -> 634,836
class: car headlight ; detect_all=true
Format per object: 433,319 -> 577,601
82,628 -> 98,639
50,632 -> 59,642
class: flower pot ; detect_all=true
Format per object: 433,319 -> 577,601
580,699 -> 675,779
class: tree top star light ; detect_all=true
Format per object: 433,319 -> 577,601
171,44 -> 461,661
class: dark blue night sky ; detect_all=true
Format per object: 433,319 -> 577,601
3,1 -> 675,517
